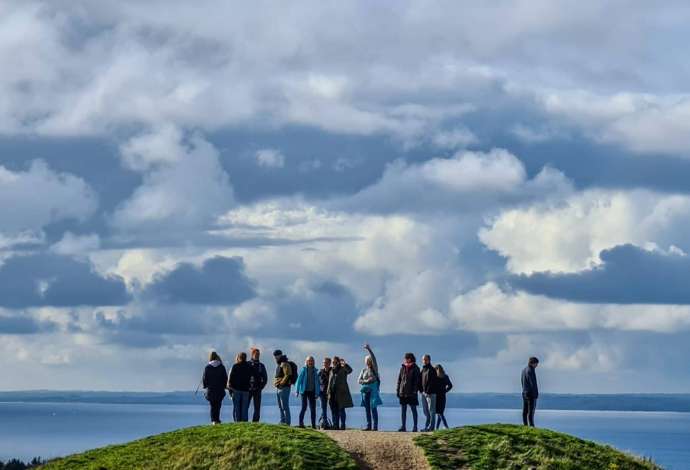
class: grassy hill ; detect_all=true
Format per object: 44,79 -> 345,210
40,423 -> 357,470
415,424 -> 661,470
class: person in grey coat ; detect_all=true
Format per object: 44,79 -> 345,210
521,356 -> 539,427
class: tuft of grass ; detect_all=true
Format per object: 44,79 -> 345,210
40,423 -> 358,470
414,424 -> 662,470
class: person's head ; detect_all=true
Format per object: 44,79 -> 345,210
528,357 -> 540,368
404,352 -> 416,364
250,348 -> 260,361
273,349 -> 283,364
435,364 -> 446,378
422,354 -> 431,366
323,357 -> 332,369
365,355 -> 373,368
305,356 -> 315,367
236,352 -> 247,363
332,355 -> 341,369
209,351 -> 221,363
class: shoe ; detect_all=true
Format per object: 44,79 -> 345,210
397,427 -> 407,432
373,426 -> 378,431
298,424 -> 305,428
311,425 -> 317,429
362,425 -> 372,431
412,427 -> 418,432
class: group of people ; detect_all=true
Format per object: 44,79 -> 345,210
201,344 -> 540,431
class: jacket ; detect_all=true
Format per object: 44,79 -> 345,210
202,360 -> 228,401
274,355 -> 292,389
248,359 -> 267,392
228,361 -> 255,392
521,365 -> 539,399
295,366 -> 321,396
328,364 -> 354,408
436,374 -> 453,395
319,367 -> 331,393
421,364 -> 438,394
397,363 -> 422,398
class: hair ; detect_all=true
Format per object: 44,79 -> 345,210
435,364 -> 446,378
273,349 -> 283,357
251,347 -> 260,355
305,355 -> 315,365
365,355 -> 373,367
209,351 -> 221,363
332,356 -> 341,368
236,352 -> 247,363
404,352 -> 416,363
422,354 -> 431,361
528,356 -> 540,365
323,357 -> 332,364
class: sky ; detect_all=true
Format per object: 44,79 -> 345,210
2,0 -> 690,393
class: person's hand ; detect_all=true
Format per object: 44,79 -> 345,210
363,343 -> 370,350
295,392 -> 299,397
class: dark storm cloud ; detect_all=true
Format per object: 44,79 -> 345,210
144,256 -> 256,305
511,244 -> 690,304
0,253 -> 130,308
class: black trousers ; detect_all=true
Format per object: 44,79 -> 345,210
299,391 -> 317,427
248,390 -> 262,422
523,397 -> 537,427
209,398 -> 223,423
330,400 -> 347,429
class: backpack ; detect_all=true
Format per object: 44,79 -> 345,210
319,415 -> 332,430
288,361 -> 299,385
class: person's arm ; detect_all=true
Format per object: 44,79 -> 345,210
202,367 -> 208,389
358,369 -> 365,385
260,364 -> 268,390
396,367 -> 402,397
227,365 -> 235,390
295,368 -> 304,396
445,376 -> 453,393
417,367 -> 423,393
364,344 -> 378,375
277,362 -> 291,387
344,363 -> 353,375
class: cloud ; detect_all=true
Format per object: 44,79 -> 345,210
144,256 -> 256,305
0,253 -> 130,308
50,232 -> 101,256
511,244 -> 690,304
255,148 -> 285,168
0,160 -> 97,246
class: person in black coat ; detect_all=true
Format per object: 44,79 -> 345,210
434,364 -> 453,429
228,352 -> 256,422
247,348 -> 268,422
202,351 -> 228,424
521,356 -> 539,427
396,352 -> 422,432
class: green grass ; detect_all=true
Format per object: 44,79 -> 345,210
40,423 -> 358,470
414,424 -> 662,470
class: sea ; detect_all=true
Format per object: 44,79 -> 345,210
1,398 -> 688,469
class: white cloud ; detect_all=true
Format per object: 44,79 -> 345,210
431,126 -> 478,149
51,232 -> 101,256
255,148 -> 285,169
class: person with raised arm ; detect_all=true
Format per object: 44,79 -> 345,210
201,351 -> 228,425
358,343 -> 382,431
328,356 -> 353,430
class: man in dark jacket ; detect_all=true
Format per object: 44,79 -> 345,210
247,348 -> 268,422
521,356 -> 539,427
202,351 -> 228,424
420,354 -> 438,431
273,349 -> 293,425
319,357 -> 332,427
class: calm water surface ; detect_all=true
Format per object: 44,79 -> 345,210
1,402 -> 688,469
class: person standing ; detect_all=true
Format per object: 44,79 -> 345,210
397,352 -> 422,432
247,348 -> 268,422
358,344 -> 381,431
521,356 -> 539,427
318,357 -> 332,428
434,364 -> 453,429
328,356 -> 353,430
228,352 -> 254,422
202,351 -> 228,425
420,354 -> 438,432
273,349 -> 294,425
295,356 -> 320,428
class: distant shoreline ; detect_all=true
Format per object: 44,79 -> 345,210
2,391 -> 689,412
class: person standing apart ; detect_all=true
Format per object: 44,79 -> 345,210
434,364 -> 453,429
247,348 -> 268,422
228,352 -> 254,422
358,344 -> 382,431
318,357 -> 332,429
521,356 -> 539,427
397,353 -> 421,432
273,349 -> 294,425
202,351 -> 228,425
295,356 -> 320,428
328,356 -> 353,430
420,354 -> 438,432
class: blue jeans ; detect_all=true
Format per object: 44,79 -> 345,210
232,391 -> 250,422
363,390 -> 378,429
277,387 -> 291,425
422,393 -> 436,430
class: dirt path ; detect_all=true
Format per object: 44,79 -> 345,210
322,430 -> 431,470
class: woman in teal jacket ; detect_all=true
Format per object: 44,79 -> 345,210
295,356 -> 320,428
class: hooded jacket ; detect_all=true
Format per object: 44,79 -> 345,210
521,365 -> 539,399
202,360 -> 228,401
229,360 -> 255,392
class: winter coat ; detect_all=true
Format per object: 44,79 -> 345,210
228,361 -> 255,392
421,364 -> 438,394
274,355 -> 292,389
295,366 -> 321,396
522,365 -> 539,399
328,364 -> 354,409
397,363 -> 422,398
319,367 -> 331,394
248,359 -> 268,392
202,360 -> 228,401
